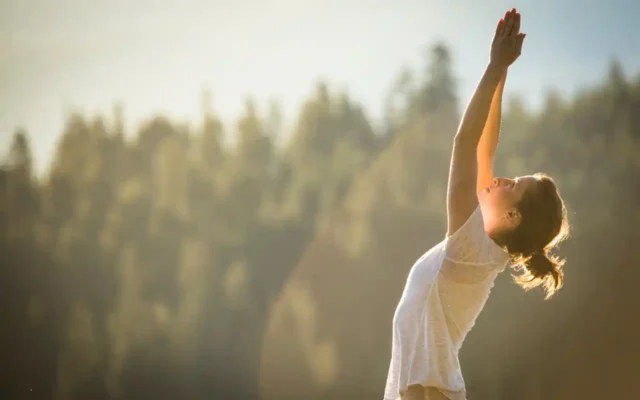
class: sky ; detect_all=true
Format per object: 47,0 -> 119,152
2,0 -> 640,174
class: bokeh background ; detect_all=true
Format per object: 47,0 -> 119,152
2,1 -> 640,399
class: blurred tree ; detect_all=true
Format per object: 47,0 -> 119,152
414,43 -> 458,118
199,89 -> 225,171
0,131 -> 63,399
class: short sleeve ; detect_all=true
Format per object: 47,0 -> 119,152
444,205 -> 509,269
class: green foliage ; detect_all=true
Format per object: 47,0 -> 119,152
2,45 -> 640,400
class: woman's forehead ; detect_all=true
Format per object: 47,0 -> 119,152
517,175 -> 538,191
515,174 -> 537,182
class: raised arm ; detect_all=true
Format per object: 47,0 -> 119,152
446,9 -> 524,236
477,71 -> 507,194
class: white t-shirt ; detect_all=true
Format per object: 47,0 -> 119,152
384,205 -> 510,400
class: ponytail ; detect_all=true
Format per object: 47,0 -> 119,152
512,250 -> 564,300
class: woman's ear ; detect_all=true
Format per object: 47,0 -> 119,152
505,208 -> 521,225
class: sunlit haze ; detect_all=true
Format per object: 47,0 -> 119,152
3,2 -> 640,399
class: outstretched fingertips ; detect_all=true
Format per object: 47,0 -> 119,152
504,10 -> 517,35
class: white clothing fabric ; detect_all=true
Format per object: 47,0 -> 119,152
384,205 -> 510,400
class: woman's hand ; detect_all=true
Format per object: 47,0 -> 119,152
490,8 -> 525,69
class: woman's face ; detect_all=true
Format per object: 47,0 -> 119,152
479,175 -> 538,234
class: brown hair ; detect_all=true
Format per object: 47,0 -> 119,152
501,173 -> 570,299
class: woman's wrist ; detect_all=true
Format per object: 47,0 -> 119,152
487,60 -> 508,75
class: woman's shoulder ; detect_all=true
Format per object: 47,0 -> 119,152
446,205 -> 485,241
444,205 -> 508,266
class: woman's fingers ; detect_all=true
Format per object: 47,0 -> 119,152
513,12 -> 521,35
503,10 -> 513,34
495,18 -> 505,36
506,9 -> 519,36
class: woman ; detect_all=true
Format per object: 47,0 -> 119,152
384,9 -> 570,400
